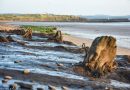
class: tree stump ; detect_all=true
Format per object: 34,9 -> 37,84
82,43 -> 89,58
82,36 -> 117,77
0,36 -> 9,42
23,28 -> 32,40
54,30 -> 63,42
48,30 -> 63,43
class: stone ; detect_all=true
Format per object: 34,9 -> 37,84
9,83 -> 18,90
83,36 -> 117,77
23,69 -> 30,74
2,79 -> 8,83
4,76 -> 12,80
62,86 -> 68,90
48,85 -> 56,90
14,60 -> 22,63
56,63 -> 64,67
1,56 -> 5,58
37,88 -> 44,90
15,82 -> 33,89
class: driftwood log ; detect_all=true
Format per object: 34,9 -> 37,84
48,30 -> 63,43
23,28 -> 32,39
74,36 -> 117,78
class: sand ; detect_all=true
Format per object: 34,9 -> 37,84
63,34 -> 130,55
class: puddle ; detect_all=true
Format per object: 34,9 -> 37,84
26,41 -> 78,48
111,80 -> 130,88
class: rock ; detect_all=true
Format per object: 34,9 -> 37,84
16,41 -> 26,45
4,76 -> 12,80
0,36 -> 9,42
2,79 -> 8,83
9,83 -> 18,90
14,60 -> 22,63
23,69 -> 30,74
83,36 -> 117,77
48,85 -> 56,90
15,82 -> 33,89
56,63 -> 64,67
1,56 -> 5,58
37,88 -> 44,90
23,28 -> 32,39
62,86 -> 68,90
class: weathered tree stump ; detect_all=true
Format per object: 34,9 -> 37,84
48,30 -> 63,43
23,28 -> 32,40
74,36 -> 117,78
0,36 -> 9,42
82,43 -> 89,58
83,36 -> 117,77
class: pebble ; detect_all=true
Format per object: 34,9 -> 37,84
37,88 -> 44,90
2,79 -> 8,83
23,69 -> 30,74
9,83 -> 18,90
4,76 -> 12,80
1,56 -> 5,58
62,86 -> 68,90
14,60 -> 22,63
48,85 -> 56,90
56,63 -> 64,67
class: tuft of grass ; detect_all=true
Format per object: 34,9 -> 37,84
21,25 -> 57,34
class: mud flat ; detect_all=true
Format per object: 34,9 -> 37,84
0,24 -> 130,90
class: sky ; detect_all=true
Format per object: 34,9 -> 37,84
0,0 -> 130,16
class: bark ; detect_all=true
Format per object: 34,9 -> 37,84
48,30 -> 63,43
54,30 -> 63,42
83,36 -> 117,77
23,28 -> 32,40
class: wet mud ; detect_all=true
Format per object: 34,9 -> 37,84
0,31 -> 130,90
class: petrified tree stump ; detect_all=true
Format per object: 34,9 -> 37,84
74,36 -> 117,77
54,30 -> 63,42
48,30 -> 63,43
82,43 -> 89,58
23,28 -> 32,39
0,36 -> 9,42
83,36 -> 117,77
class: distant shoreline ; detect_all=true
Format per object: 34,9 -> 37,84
0,21 -> 130,23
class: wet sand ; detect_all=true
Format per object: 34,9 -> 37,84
0,24 -> 130,90
63,34 -> 130,55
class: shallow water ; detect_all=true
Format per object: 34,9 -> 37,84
0,34 -> 85,83
7,22 -> 130,49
